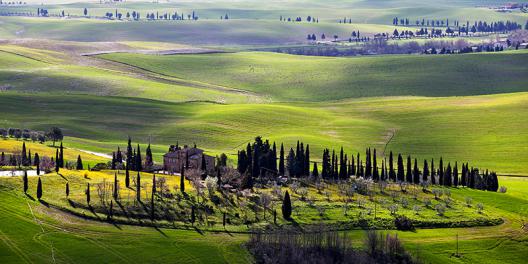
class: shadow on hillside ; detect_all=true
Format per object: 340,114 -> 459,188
25,193 -> 35,201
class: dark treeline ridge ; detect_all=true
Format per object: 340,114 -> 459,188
248,230 -> 414,264
392,17 -> 523,33
237,137 -> 500,192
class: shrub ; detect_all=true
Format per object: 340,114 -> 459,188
394,215 -> 414,231
400,197 -> 409,209
432,188 -> 443,200
91,163 -> 109,171
388,204 -> 398,215
499,186 -> 507,193
435,204 -> 446,216
444,197 -> 453,208
477,203 -> 484,214
423,198 -> 432,208
465,197 -> 473,207
413,205 -> 421,215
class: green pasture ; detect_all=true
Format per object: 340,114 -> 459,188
98,51 -> 528,101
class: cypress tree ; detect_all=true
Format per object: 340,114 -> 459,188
439,158 -> 444,186
389,151 -> 395,181
22,142 -> 27,166
366,148 -> 372,178
59,142 -> 64,168
461,163 -> 467,187
423,159 -> 429,183
279,143 -> 285,175
406,156 -> 412,183
445,163 -> 452,186
180,165 -> 185,193
305,144 -> 310,176
397,154 -> 404,182
76,155 -> 83,170
453,162 -> 459,187
356,153 -> 361,178
86,183 -> 90,205
28,150 -> 32,166
152,174 -> 156,194
312,162 -> 319,179
350,154 -> 355,176
125,163 -> 130,188
35,153 -> 40,176
272,142 -> 277,172
113,173 -> 118,200
223,212 -> 226,227
381,161 -> 386,181
136,144 -> 142,171
431,159 -> 436,185
36,177 -> 42,200
136,171 -> 141,201
55,149 -> 60,173
145,144 -> 153,168
413,158 -> 420,184
66,182 -> 70,197
372,149 -> 379,181
282,191 -> 292,219
111,152 -> 116,170
23,170 -> 28,194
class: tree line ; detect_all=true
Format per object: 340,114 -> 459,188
237,137 -> 500,192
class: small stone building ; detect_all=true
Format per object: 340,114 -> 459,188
163,145 -> 214,174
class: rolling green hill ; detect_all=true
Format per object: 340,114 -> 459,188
99,51 -> 528,101
1,92 -> 526,175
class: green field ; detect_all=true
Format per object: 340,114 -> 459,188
1,0 -> 528,263
99,51 -> 528,101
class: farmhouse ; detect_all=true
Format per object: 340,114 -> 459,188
163,145 -> 215,173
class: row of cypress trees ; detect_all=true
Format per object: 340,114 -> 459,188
237,138 -> 499,192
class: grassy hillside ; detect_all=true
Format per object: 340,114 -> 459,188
0,169 -> 526,263
0,48 -> 262,104
99,51 -> 528,101
6,0 -> 528,24
0,182 -> 251,263
1,92 -> 526,174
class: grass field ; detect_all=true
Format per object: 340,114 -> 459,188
98,51 -> 528,101
0,92 -> 526,175
1,1 -> 527,262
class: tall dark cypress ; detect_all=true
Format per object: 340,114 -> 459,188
439,158 -> 444,185
397,154 -> 404,182
246,143 -> 252,176
28,150 -> 32,166
312,162 -> 319,179
381,160 -> 386,181
366,148 -> 372,178
136,144 -> 142,171
350,154 -> 355,176
279,143 -> 285,176
453,162 -> 459,187
125,163 -> 130,188
413,158 -> 420,184
126,137 -> 133,166
356,153 -> 361,178
423,159 -> 429,183
59,142 -> 64,168
22,142 -> 27,166
86,183 -> 90,205
282,191 -> 292,219
431,159 -> 436,185
180,165 -> 185,193
76,155 -> 83,170
372,149 -> 379,181
304,144 -> 310,176
445,163 -> 452,186
55,149 -> 59,173
389,151 -> 395,181
406,156 -> 412,183
113,173 -> 118,200
23,170 -> 28,193
34,153 -> 40,175
272,142 -> 277,172
36,177 -> 43,199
